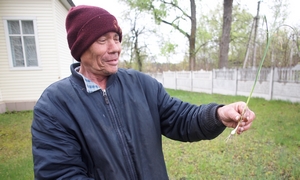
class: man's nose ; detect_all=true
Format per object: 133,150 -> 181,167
107,40 -> 121,53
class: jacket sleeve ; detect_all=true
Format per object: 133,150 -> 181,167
156,82 -> 226,142
31,99 -> 93,180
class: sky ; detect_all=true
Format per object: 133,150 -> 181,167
71,0 -> 300,63
72,0 -> 299,25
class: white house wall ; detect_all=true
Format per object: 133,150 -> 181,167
0,0 -> 73,112
54,0 -> 74,79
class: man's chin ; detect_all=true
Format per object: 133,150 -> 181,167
105,67 -> 118,76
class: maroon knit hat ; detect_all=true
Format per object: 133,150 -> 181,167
66,5 -> 122,61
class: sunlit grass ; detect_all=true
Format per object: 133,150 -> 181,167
0,89 -> 299,179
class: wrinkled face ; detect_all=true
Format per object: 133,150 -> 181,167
80,32 -> 121,77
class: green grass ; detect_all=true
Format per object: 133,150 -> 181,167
0,111 -> 33,179
0,89 -> 299,179
164,89 -> 300,180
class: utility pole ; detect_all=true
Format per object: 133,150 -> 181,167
243,20 -> 255,68
252,1 -> 261,68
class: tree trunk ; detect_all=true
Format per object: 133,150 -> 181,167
134,35 -> 143,72
189,0 -> 196,71
219,0 -> 233,69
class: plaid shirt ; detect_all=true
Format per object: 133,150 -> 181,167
75,66 -> 101,93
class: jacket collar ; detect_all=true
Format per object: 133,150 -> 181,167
69,63 -> 117,91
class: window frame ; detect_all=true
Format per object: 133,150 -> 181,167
3,17 -> 41,70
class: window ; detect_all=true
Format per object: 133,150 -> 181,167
5,19 -> 39,68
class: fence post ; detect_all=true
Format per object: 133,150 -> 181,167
235,68 -> 238,96
211,69 -> 214,94
175,71 -> 177,90
162,72 -> 164,86
268,67 -> 275,100
191,71 -> 193,92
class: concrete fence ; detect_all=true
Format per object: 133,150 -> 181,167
1,67 -> 299,114
149,67 -> 300,103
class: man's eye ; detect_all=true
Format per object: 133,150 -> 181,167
98,39 -> 106,43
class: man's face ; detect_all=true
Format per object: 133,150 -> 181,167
80,32 -> 121,76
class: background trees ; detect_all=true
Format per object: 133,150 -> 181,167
120,0 -> 198,71
118,0 -> 300,72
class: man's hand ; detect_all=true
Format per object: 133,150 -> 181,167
217,102 -> 255,134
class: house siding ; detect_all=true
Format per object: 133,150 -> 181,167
54,0 -> 74,79
0,0 -> 73,113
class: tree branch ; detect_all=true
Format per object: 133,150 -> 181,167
160,0 -> 191,20
161,19 -> 190,38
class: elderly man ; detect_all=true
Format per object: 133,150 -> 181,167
31,5 -> 255,180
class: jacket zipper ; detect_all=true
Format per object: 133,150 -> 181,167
102,89 -> 137,180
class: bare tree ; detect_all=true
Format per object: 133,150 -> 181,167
121,9 -> 154,71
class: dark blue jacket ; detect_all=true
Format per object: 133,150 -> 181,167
31,63 -> 225,180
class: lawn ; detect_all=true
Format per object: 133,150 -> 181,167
0,89 -> 299,179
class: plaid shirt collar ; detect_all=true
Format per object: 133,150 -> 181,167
75,66 -> 101,93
